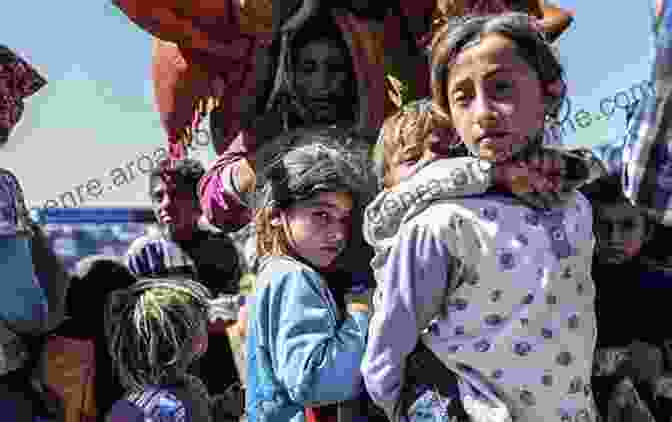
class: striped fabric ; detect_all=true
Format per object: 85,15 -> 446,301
125,232 -> 197,279
126,388 -> 186,422
623,0 -> 672,225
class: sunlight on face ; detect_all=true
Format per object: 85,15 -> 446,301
282,191 -> 353,269
446,33 -> 545,162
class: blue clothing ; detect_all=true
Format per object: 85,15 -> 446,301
125,232 -> 197,278
107,387 -> 186,422
246,256 -> 369,422
0,170 -> 47,330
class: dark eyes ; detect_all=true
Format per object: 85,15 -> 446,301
494,80 -> 513,91
313,211 -> 330,220
622,220 -> 636,229
452,79 -> 514,104
297,62 -> 347,74
311,210 -> 351,225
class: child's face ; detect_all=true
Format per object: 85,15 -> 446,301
445,33 -> 545,162
594,202 -> 648,265
282,191 -> 353,270
294,39 -> 351,124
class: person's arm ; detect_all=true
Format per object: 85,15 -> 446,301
124,238 -> 160,277
104,400 -> 145,422
198,142 -> 255,231
0,172 -> 48,334
267,269 -> 369,406
27,221 -> 69,332
362,221 -> 456,421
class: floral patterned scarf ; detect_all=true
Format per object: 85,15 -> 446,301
0,45 -> 46,140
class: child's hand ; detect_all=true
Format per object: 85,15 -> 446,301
345,289 -> 372,314
347,303 -> 370,314
494,149 -> 566,194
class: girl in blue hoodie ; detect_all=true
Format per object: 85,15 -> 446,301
245,127 -> 375,422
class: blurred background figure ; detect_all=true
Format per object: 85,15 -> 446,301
44,255 -> 137,422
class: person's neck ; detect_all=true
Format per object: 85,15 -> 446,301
166,224 -> 198,243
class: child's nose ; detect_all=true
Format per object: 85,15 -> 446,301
474,96 -> 500,128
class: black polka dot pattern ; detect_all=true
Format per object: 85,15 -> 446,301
453,298 -> 468,311
514,341 -> 533,356
556,351 -> 573,366
519,389 -> 536,406
484,314 -> 503,326
474,339 -> 491,352
568,315 -> 580,330
542,374 -> 553,386
568,377 -> 583,394
490,289 -> 503,302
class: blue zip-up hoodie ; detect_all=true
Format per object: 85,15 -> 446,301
246,256 -> 369,422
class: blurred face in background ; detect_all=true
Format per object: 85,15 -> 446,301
294,38 -> 354,124
594,201 -> 648,265
150,176 -> 200,241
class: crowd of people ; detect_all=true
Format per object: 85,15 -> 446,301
3,0 -> 672,421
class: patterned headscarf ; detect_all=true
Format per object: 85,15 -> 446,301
0,45 -> 47,140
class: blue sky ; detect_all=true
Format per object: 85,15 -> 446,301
2,1 -> 655,207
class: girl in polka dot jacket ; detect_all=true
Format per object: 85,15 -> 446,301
361,13 -> 599,422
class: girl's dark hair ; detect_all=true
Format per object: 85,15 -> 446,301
289,10 -> 350,60
64,255 -> 138,416
254,126 -> 375,270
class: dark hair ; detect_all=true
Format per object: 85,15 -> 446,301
254,126 -> 374,211
64,255 -> 138,416
579,174 -> 629,206
290,11 -> 350,62
254,126 -> 375,270
149,158 -> 206,202
105,278 -> 212,392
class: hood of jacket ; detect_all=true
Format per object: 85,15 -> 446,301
363,149 -> 606,282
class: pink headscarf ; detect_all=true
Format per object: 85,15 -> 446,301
0,45 -> 47,137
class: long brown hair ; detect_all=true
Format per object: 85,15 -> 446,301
254,126 -> 374,264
